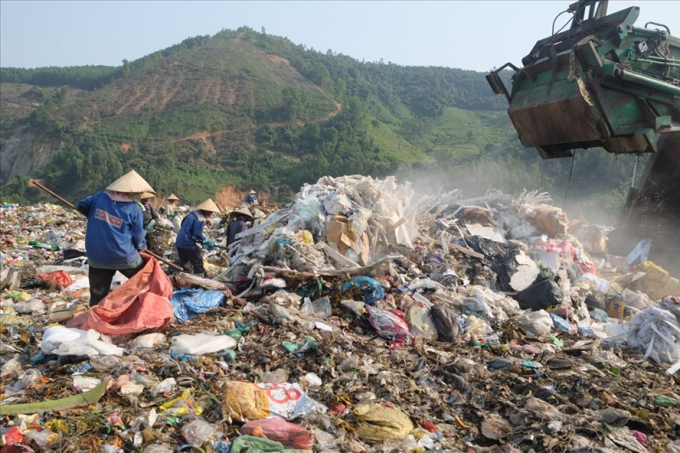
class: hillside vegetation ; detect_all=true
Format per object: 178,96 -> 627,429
1,27 -> 637,221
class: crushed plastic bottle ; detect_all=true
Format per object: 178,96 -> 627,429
28,240 -> 59,251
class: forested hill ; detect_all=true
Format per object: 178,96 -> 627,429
1,27 -> 636,221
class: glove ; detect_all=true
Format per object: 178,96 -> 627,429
202,239 -> 215,251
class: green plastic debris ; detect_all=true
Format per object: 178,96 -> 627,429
28,240 -> 59,251
653,395 -> 675,407
230,435 -> 298,453
224,326 -> 252,340
296,279 -> 324,298
219,349 -> 237,363
281,338 -> 317,356
549,334 -> 564,347
0,377 -> 110,415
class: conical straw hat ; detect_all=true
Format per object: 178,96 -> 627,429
230,207 -> 254,219
106,170 -> 155,194
167,194 -> 179,201
140,192 -> 155,200
195,198 -> 220,213
249,190 -> 257,194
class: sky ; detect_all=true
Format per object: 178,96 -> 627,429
1,1 -> 678,72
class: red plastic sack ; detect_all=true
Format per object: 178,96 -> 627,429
37,270 -> 73,288
367,305 -> 413,345
67,253 -> 173,335
241,417 -> 314,449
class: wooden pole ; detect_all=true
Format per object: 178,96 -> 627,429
30,181 -> 183,271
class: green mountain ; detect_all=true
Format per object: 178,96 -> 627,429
0,27 -> 637,221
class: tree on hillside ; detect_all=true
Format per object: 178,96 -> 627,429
282,87 -> 308,122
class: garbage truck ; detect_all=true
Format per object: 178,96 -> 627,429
486,0 -> 680,274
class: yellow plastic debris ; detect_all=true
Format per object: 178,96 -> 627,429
353,404 -> 414,441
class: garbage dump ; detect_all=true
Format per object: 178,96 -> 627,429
1,175 -> 679,452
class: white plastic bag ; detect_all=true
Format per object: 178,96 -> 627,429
130,333 -> 166,349
41,327 -> 124,357
514,310 -> 553,337
169,333 -> 236,356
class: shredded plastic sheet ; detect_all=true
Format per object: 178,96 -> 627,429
225,175 -> 436,275
625,298 -> 680,374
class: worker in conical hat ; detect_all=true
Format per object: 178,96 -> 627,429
174,198 -> 220,276
246,189 -> 258,206
160,193 -> 182,231
106,170 -> 155,195
225,207 -> 254,249
77,170 -> 154,306
162,193 -> 179,215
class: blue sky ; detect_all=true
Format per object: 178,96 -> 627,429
1,1 -> 677,71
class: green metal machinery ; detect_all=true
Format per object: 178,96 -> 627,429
487,0 -> 680,273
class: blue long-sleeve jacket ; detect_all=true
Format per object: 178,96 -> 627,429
78,192 -> 146,268
226,219 -> 247,247
175,210 -> 207,250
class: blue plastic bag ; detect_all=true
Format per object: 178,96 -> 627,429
549,313 -> 574,333
171,288 -> 226,323
342,276 -> 385,304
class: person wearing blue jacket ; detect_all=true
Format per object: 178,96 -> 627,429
246,190 -> 258,205
77,170 -> 156,306
175,198 -> 221,275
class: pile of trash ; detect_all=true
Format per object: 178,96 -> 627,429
1,175 -> 679,453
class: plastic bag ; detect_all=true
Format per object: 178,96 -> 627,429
169,333 -> 236,356
550,313 -> 574,333
513,310 -> 553,337
73,376 -> 101,392
222,381 -> 325,422
323,193 -> 353,215
406,305 -> 438,341
353,404 -> 414,441
41,327 -> 124,357
37,270 -> 73,289
229,435 -> 298,453
622,289 -> 651,310
430,304 -> 459,342
293,195 -> 325,228
366,305 -> 414,345
342,276 -> 385,304
513,276 -> 563,311
171,288 -> 226,323
160,389 -> 203,417
241,416 -> 314,449
24,429 -> 59,449
181,419 -> 216,447
13,299 -> 45,314
130,333 -> 166,349
68,253 -> 174,336
301,296 -> 332,319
